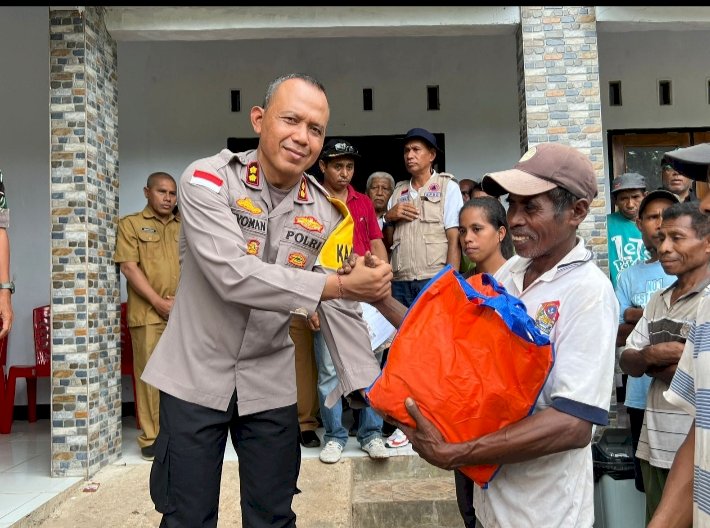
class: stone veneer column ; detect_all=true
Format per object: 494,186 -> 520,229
517,7 -> 618,429
49,6 -> 121,477
517,6 -> 608,270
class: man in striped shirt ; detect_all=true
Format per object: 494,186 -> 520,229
620,201 -> 710,522
648,143 -> 710,528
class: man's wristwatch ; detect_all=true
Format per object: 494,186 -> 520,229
0,281 -> 15,294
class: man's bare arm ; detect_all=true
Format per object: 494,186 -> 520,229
648,422 -> 694,528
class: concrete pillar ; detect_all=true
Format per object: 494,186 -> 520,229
49,6 -> 121,477
517,6 -> 618,429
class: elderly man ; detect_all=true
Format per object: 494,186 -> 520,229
376,143 -> 618,527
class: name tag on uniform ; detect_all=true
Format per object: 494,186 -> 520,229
141,227 -> 157,233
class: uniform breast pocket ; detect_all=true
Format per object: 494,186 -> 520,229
276,242 -> 318,270
138,230 -> 162,261
420,198 -> 443,223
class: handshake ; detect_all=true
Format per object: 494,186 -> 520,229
329,252 -> 392,304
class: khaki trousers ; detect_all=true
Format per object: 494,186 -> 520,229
289,318 -> 319,432
129,321 -> 166,448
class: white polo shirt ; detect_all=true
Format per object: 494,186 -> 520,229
474,238 -> 618,528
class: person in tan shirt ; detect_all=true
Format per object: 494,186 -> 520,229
115,171 -> 179,461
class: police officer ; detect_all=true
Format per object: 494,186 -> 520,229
115,171 -> 179,461
141,73 -> 392,527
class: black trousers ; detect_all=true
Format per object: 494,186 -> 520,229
628,406 -> 646,493
150,390 -> 301,528
454,469 -> 476,528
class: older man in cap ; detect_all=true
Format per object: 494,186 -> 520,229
388,142 -> 619,528
380,127 -> 463,447
648,143 -> 710,528
607,172 -> 649,288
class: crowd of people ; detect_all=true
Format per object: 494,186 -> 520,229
105,71 -> 710,527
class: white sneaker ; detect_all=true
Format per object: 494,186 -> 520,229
319,441 -> 344,464
385,428 -> 410,448
362,437 -> 389,459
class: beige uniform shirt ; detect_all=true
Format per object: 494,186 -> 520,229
142,149 -> 380,415
115,206 -> 181,327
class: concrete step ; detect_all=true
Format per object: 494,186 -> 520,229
351,455 -> 461,528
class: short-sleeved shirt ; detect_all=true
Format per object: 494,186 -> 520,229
0,169 -> 9,229
474,238 -> 618,528
346,184 -> 382,256
115,206 -> 181,327
607,211 -> 648,288
665,288 -> 710,526
615,260 -> 675,409
626,277 -> 710,469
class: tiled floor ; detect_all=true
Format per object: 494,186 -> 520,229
0,416 -> 413,527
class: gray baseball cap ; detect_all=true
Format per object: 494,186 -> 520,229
611,172 -> 646,195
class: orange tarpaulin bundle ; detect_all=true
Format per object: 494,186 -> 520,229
367,265 -> 554,487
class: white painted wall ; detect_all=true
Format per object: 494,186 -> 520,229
115,35 -> 522,216
2,6 -> 710,406
598,29 -> 710,129
0,7 -> 52,405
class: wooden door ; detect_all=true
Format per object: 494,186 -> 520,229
610,133 -> 691,193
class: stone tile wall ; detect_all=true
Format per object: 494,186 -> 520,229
518,6 -> 617,431
49,6 -> 121,478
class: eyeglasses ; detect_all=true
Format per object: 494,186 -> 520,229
662,164 -> 675,171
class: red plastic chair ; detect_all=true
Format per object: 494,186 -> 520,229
120,303 -> 140,429
0,324 -> 8,414
1,305 -> 50,434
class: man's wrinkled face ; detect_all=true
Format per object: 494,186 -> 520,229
662,165 -> 692,197
251,78 -> 329,185
319,156 -> 356,195
367,177 -> 393,213
613,188 -> 646,221
505,192 -> 573,260
657,214 -> 710,276
144,177 -> 177,220
636,198 -> 675,251
403,139 -> 436,176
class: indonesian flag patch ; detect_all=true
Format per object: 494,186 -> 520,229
190,170 -> 223,193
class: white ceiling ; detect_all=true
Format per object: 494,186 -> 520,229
93,6 -> 710,42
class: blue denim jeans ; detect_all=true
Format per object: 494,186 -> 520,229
391,279 -> 432,308
313,330 -> 383,448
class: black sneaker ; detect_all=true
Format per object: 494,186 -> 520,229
299,430 -> 321,448
141,444 -> 155,461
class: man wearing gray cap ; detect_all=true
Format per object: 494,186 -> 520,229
607,172 -> 648,288
391,142 -> 618,528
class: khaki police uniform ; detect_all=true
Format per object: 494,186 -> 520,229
142,149 -> 380,526
115,205 -> 180,449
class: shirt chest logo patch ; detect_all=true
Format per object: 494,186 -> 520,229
288,252 -> 307,268
236,197 -> 263,215
294,216 -> 324,233
246,239 -> 260,255
535,301 -> 560,335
